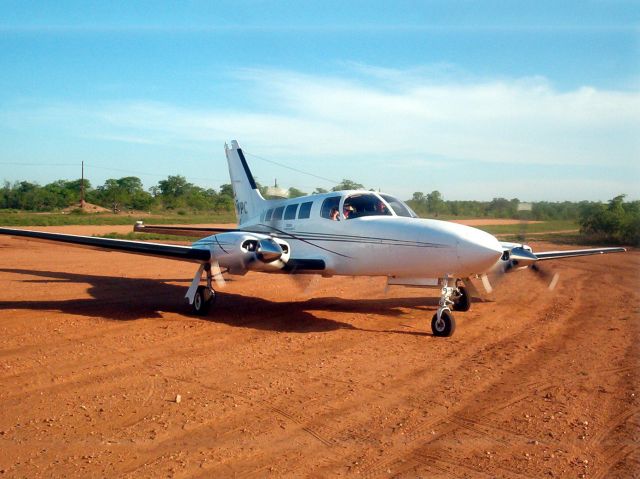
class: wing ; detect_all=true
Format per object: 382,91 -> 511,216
534,247 -> 626,261
0,227 -> 211,263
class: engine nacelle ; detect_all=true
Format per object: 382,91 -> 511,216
192,232 -> 291,274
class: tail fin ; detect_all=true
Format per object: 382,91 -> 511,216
225,140 -> 266,225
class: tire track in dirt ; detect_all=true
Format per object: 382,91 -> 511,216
355,274 -> 588,478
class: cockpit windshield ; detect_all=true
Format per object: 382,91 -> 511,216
343,193 -> 392,220
379,194 -> 417,218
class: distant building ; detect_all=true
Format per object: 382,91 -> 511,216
265,179 -> 288,199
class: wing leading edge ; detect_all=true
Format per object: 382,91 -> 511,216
0,228 -> 211,263
534,247 -> 626,261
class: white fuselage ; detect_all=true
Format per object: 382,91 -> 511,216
228,190 -> 503,279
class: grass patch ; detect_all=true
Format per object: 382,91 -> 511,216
0,210 -> 236,227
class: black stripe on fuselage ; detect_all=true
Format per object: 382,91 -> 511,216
237,148 -> 258,190
253,224 -> 352,258
254,225 -> 447,249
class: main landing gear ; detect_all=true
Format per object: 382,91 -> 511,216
186,263 -> 216,316
431,278 -> 470,337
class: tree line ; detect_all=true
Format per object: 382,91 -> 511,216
407,190 -> 638,245
0,176 -> 366,213
1,177 -> 637,245
0,176 -> 235,213
406,190 -> 588,221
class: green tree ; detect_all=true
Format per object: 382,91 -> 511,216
219,184 -> 235,198
288,187 -> 307,198
331,179 -> 365,192
426,190 -> 444,216
155,175 -> 191,209
579,195 -> 640,246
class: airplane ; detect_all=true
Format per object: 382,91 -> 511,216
0,140 -> 626,337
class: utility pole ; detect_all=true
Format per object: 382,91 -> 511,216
80,161 -> 85,208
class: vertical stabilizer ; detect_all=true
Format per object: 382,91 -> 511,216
225,141 -> 266,225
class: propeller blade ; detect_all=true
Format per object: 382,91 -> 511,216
480,273 -> 493,294
302,274 -> 322,295
462,277 -> 484,300
530,263 -> 559,291
211,260 -> 226,288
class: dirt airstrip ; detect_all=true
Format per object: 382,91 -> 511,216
0,225 -> 638,478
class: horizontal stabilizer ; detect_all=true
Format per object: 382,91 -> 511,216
134,223 -> 238,238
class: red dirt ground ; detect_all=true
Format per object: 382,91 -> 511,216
0,226 -> 638,478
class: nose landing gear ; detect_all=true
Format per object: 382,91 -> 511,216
431,278 -> 468,337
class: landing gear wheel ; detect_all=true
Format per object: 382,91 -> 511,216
452,286 -> 471,312
431,309 -> 456,337
192,285 -> 215,316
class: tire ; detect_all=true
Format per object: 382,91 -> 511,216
431,309 -> 456,337
452,286 -> 471,312
192,285 -> 215,316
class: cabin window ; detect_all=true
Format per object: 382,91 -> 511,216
320,196 -> 341,220
379,194 -> 415,218
272,206 -> 285,220
284,204 -> 298,220
271,206 -> 284,221
343,193 -> 392,220
264,208 -> 274,221
298,201 -> 313,219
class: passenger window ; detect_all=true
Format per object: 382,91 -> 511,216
321,196 -> 341,220
272,206 -> 285,220
264,208 -> 274,221
298,201 -> 313,219
284,204 -> 298,220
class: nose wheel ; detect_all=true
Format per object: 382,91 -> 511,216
431,309 -> 456,337
431,277 -> 458,337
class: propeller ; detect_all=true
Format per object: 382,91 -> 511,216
478,244 -> 560,293
210,260 -> 226,288
505,203 -> 560,291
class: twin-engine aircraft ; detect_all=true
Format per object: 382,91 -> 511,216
0,141 -> 626,336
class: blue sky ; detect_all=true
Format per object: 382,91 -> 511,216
0,1 -> 638,201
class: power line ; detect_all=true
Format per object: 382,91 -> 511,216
0,161 -> 227,184
0,162 -> 77,167
84,164 -> 226,183
243,151 -> 339,185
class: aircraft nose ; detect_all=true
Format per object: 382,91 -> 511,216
456,228 -> 503,274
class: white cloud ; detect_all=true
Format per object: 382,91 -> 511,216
2,66 -> 638,199
83,68 -> 640,167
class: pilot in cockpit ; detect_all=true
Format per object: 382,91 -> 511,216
343,205 -> 355,219
375,200 -> 389,215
